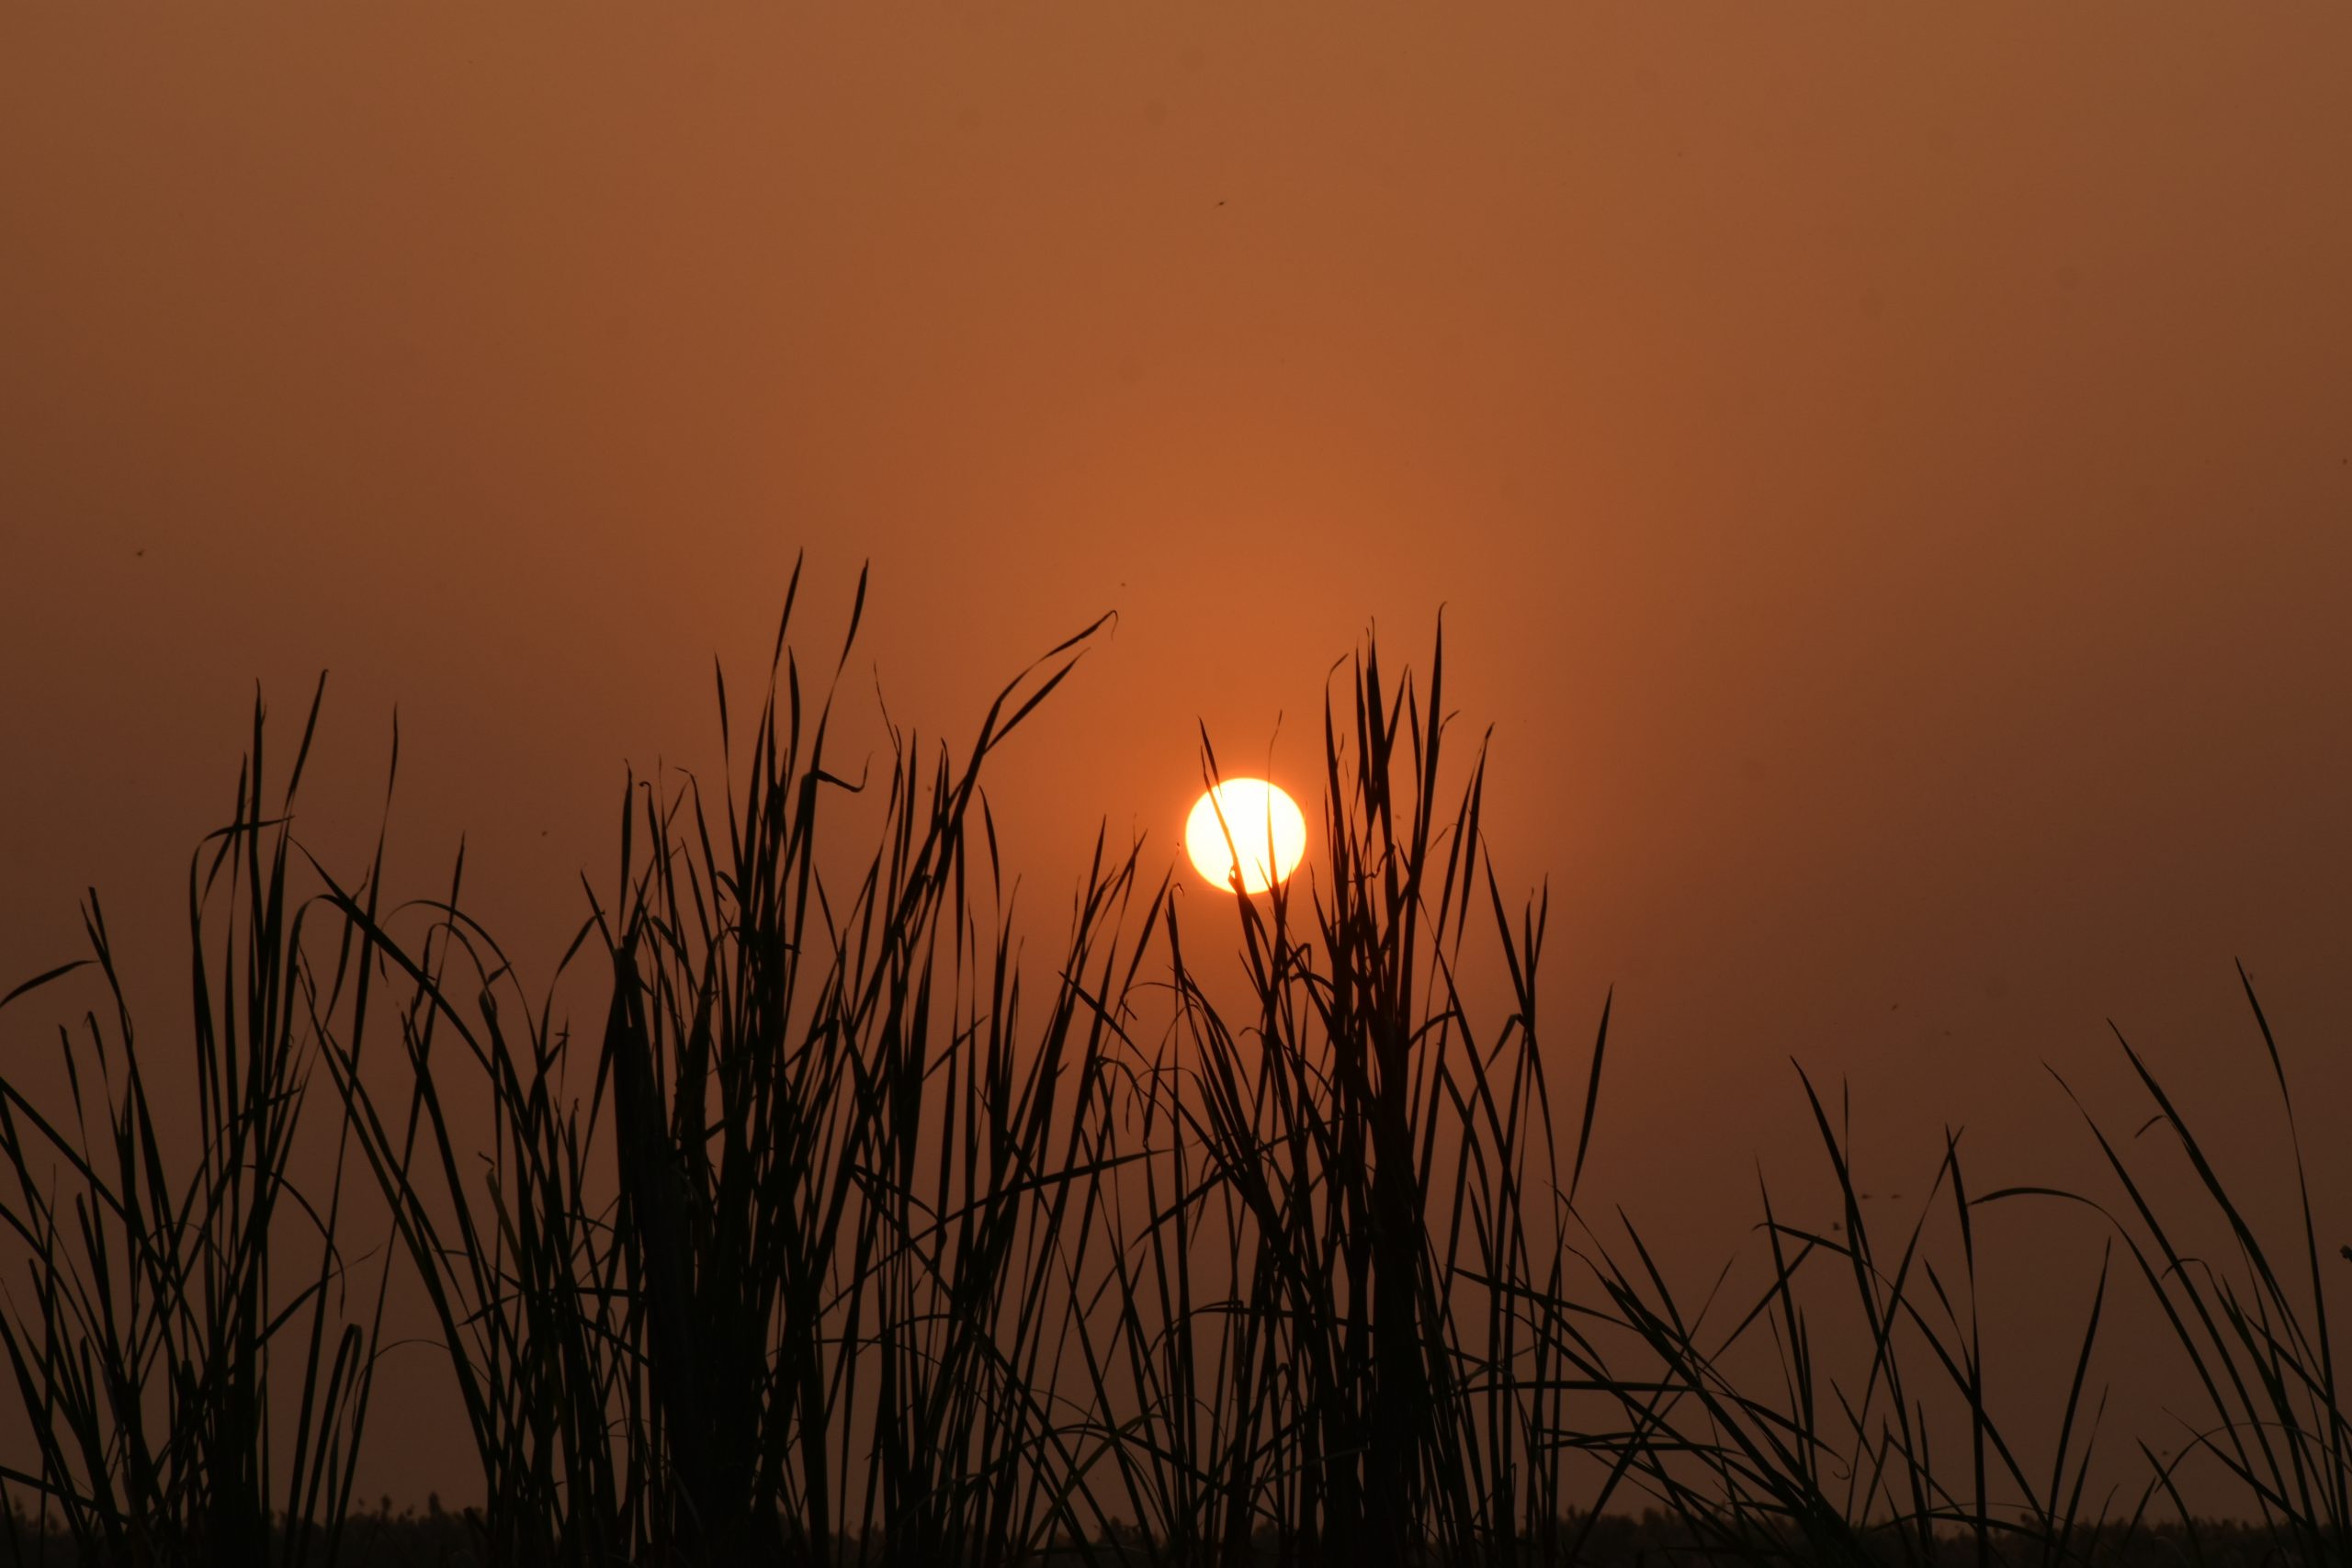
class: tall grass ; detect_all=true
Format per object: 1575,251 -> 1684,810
0,682 -> 383,1566
1073,626 -> 1610,1565
1491,1005 -> 2347,1568
1,577 -> 2344,1566
311,569 -> 1160,1565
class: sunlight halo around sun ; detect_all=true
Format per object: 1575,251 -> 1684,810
1183,780 -> 1308,893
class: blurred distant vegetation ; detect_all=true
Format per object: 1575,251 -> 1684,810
1,568 -> 2342,1565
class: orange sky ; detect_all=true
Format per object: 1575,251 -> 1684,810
5,2 -> 2351,1507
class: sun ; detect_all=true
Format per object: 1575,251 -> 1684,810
1184,779 -> 1308,893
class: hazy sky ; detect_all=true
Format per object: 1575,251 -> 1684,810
5,2 -> 2350,1506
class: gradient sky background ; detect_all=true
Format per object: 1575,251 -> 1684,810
6,2 -> 2351,1506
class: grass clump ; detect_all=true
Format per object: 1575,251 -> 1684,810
1076,626 -> 1609,1565
311,569 -> 1157,1565
0,682 -> 382,1566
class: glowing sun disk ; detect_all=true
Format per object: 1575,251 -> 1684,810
1184,780 -> 1307,893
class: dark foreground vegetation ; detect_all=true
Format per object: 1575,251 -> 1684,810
0,1506 -> 2322,1568
1,570 -> 2343,1566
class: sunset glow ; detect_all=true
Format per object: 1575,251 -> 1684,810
6,2 -> 2346,1535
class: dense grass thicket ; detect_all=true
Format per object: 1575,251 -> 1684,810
1,572 -> 2343,1566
